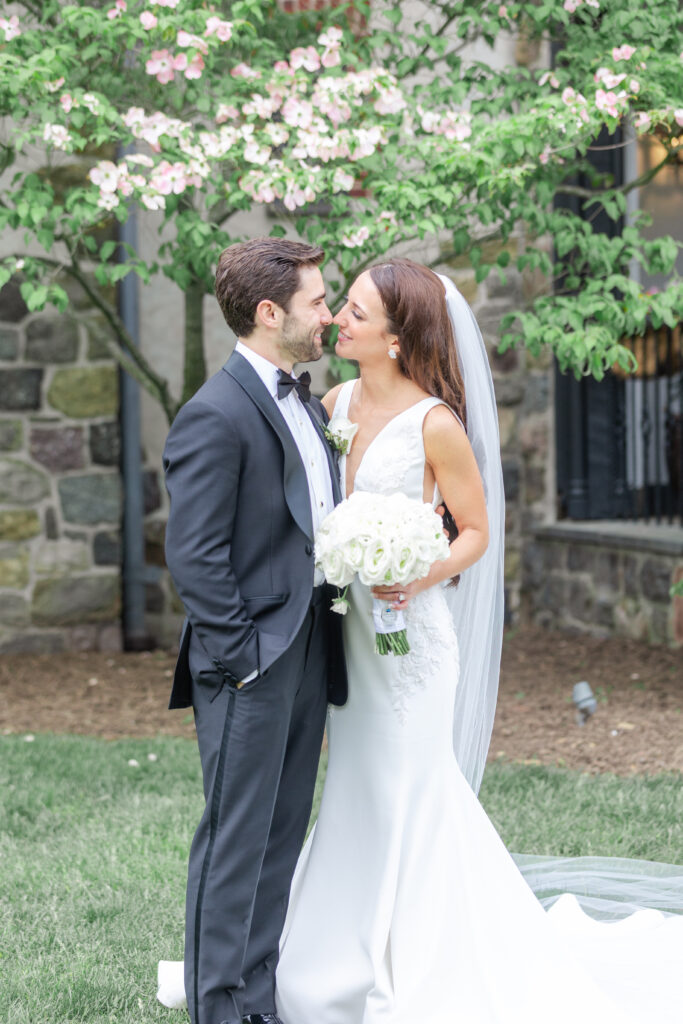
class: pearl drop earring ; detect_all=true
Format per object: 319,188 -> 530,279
388,349 -> 397,360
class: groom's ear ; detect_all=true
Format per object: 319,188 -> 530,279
255,298 -> 284,330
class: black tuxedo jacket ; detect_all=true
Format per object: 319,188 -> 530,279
163,350 -> 347,709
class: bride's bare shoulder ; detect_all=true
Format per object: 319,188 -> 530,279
423,403 -> 467,448
321,382 -> 345,417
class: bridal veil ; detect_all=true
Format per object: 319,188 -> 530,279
438,273 -> 683,920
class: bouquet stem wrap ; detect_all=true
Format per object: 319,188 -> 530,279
314,491 -> 450,657
372,600 -> 409,655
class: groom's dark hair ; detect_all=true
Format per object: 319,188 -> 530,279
215,237 -> 325,337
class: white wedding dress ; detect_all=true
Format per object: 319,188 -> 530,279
273,381 -> 683,1024
157,379 -> 682,1021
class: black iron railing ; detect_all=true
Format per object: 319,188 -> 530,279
555,323 -> 682,525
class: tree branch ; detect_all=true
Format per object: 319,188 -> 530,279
64,256 -> 178,423
556,143 -> 681,201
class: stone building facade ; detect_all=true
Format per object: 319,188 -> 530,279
2,15 -> 681,651
2,247 -> 682,654
0,277 -> 123,653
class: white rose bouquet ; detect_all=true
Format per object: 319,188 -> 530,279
314,491 -> 450,655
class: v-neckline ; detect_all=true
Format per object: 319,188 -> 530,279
341,382 -> 436,499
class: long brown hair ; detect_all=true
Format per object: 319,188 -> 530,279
368,259 -> 467,429
369,259 -> 466,569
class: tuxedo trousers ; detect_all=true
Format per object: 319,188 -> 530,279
185,588 -> 330,1024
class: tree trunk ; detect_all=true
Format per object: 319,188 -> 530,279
181,279 -> 207,406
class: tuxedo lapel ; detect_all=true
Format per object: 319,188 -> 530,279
225,352 -> 314,541
304,402 -> 343,505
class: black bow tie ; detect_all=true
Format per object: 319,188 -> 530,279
277,369 -> 311,403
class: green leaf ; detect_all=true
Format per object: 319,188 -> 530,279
26,285 -> 48,311
36,228 -> 54,250
100,241 -> 117,261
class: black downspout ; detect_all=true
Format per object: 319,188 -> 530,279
117,160 -> 153,650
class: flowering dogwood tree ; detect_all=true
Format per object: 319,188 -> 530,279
0,0 -> 681,420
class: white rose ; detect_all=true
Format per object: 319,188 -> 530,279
390,543 -> 418,583
358,539 -> 392,586
327,415 -> 359,455
345,536 -> 365,571
319,547 -> 354,587
331,595 -> 350,615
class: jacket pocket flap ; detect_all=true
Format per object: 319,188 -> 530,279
243,593 -> 286,616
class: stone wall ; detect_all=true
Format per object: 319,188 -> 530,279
0,277 -> 122,653
522,527 -> 683,645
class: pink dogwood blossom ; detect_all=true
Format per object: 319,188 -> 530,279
594,68 -> 626,89
243,94 -> 281,119
321,47 -> 341,69
595,88 -> 623,117
145,50 -> 187,84
333,169 -> 355,192
231,63 -> 261,80
89,160 -> 120,193
0,15 -> 21,40
612,45 -> 636,61
674,109 -> 683,127
342,226 -> 370,248
106,0 -> 126,19
290,47 -> 321,73
82,93 -> 103,115
43,123 -> 71,149
177,31 -> 208,55
184,54 -> 204,80
215,104 -> 239,124
633,111 -> 651,131
140,11 -> 158,30
150,161 -> 192,195
98,192 -> 120,211
374,86 -> 407,116
282,97 -> 314,129
205,16 -> 232,42
244,141 -> 271,165
318,27 -> 342,68
141,192 -> 165,211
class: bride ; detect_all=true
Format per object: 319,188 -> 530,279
158,259 -> 682,1022
273,260 -> 683,1024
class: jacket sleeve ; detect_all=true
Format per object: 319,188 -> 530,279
163,399 -> 259,682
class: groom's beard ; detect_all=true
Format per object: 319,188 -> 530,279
281,313 -> 323,364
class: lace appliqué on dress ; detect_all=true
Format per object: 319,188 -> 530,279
354,426 -> 424,496
392,587 -> 459,722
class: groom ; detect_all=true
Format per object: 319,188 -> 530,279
163,237 -> 347,1024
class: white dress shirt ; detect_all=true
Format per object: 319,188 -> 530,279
235,341 -> 334,585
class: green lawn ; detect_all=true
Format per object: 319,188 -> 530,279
1,733 -> 681,1023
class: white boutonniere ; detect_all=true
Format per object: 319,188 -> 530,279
323,415 -> 358,456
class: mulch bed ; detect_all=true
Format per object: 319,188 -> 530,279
0,627 -> 680,775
